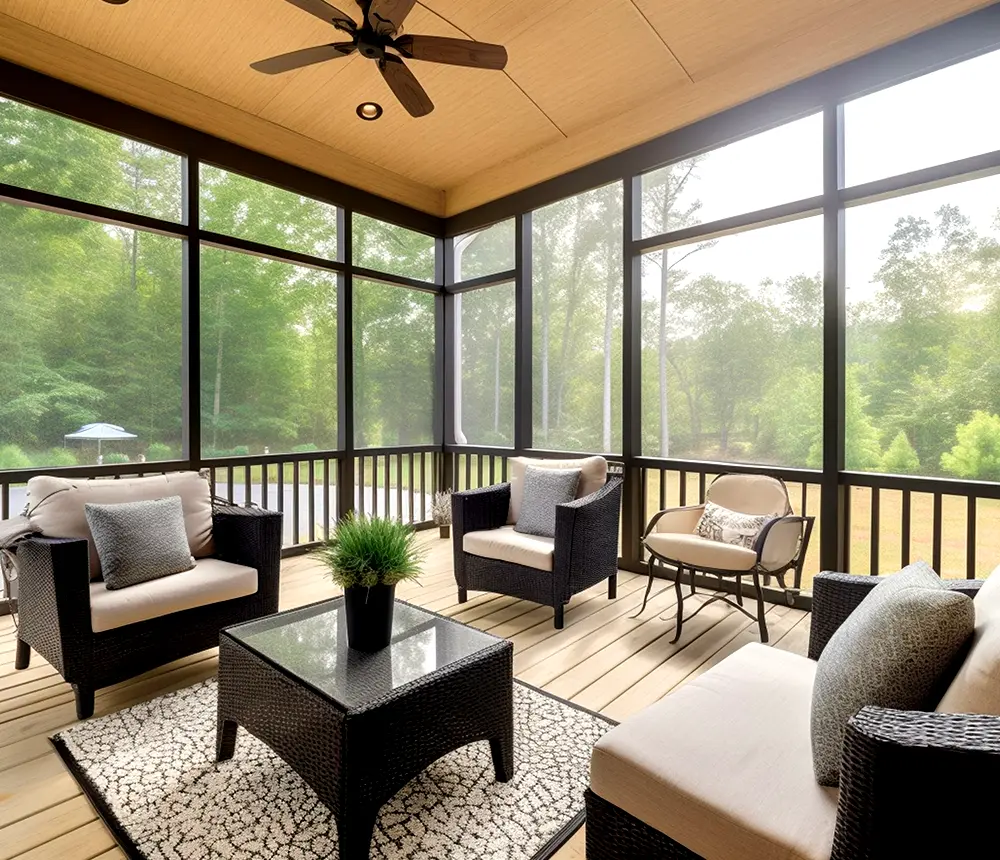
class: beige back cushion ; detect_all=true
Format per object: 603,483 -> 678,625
506,456 -> 607,524
936,568 -> 1000,715
707,474 -> 790,517
26,472 -> 215,580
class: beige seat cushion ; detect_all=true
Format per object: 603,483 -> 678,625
507,456 -> 606,524
937,567 -> 1000,715
464,526 -> 554,572
645,532 -> 757,571
26,472 -> 215,580
89,557 -> 257,633
591,644 -> 838,860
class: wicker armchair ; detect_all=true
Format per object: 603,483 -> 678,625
452,457 -> 622,629
586,571 -> 995,860
13,504 -> 282,719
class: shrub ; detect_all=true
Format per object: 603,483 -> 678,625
103,452 -> 130,464
0,445 -> 32,470
941,411 -> 1000,481
292,443 -> 319,454
146,442 -> 174,462
880,431 -> 920,475
315,514 -> 426,589
34,448 -> 79,468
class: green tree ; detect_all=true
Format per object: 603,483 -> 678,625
880,430 -> 921,474
941,411 -> 1000,481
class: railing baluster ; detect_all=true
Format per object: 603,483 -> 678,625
967,495 -> 977,579
408,452 -> 415,524
659,470 -> 666,511
869,487 -> 880,576
227,466 -> 235,503
841,487 -> 852,573
1,483 -> 8,519
489,456 -> 496,485
374,454 -> 381,516
679,470 -> 686,507
901,490 -> 911,567
502,457 -> 508,482
357,456 -> 364,516
292,460 -> 300,545
932,493 -> 943,574
464,454 -> 472,491
383,455 -> 390,519
261,462 -> 269,510
800,482 -> 807,517
308,460 -> 315,543
323,458 -> 330,538
276,460 -> 284,522
396,455 -> 402,522
420,452 -> 427,521
698,472 -> 706,504
244,464 -> 252,508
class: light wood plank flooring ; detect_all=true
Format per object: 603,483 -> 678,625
0,535 -> 810,860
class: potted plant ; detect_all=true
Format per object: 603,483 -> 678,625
316,515 -> 426,651
431,490 -> 452,539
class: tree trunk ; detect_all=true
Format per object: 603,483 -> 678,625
602,238 -> 616,452
658,249 -> 670,457
493,329 -> 501,435
212,287 -> 225,450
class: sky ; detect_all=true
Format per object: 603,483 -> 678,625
639,48 -> 1000,308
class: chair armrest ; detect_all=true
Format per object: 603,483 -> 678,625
554,477 -> 623,597
212,505 -> 282,610
809,572 -> 984,660
15,536 -> 92,676
754,515 -> 813,572
832,706 -> 1000,859
643,505 -> 704,539
451,483 -> 511,540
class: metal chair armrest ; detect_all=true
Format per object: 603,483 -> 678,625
642,505 -> 705,539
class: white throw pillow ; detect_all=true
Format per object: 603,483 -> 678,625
936,568 -> 1000,715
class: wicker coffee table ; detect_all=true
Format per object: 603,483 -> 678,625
216,597 -> 514,860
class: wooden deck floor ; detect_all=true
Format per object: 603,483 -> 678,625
0,535 -> 810,860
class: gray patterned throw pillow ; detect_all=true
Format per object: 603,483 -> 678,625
695,500 -> 774,550
810,561 -> 975,786
85,496 -> 196,590
514,467 -> 581,538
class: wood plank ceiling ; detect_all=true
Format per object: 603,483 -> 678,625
0,0 -> 993,217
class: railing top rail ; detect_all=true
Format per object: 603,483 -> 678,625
633,456 -> 822,482
841,470 -> 1000,500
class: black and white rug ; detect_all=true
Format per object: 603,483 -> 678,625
52,679 -> 613,860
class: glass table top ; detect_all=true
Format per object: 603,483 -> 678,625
225,598 -> 503,710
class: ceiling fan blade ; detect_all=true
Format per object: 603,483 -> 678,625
281,0 -> 356,32
251,42 -> 356,74
379,55 -> 433,117
367,0 -> 417,36
395,35 -> 507,70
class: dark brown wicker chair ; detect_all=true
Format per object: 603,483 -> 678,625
586,571 -> 994,860
12,504 -> 282,719
452,476 -> 623,629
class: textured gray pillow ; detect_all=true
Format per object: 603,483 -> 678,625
514,467 -> 581,538
811,561 -> 975,786
85,496 -> 195,590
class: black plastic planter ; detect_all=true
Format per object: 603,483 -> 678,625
343,583 -> 396,651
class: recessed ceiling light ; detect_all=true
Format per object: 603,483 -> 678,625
356,102 -> 383,121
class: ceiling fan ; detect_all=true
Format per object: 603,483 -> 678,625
251,0 -> 508,118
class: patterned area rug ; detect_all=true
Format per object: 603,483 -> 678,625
52,679 -> 613,860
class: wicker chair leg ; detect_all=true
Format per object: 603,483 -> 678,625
74,685 -> 95,720
554,604 -> 565,629
608,573 -> 617,599
671,566 -> 685,644
14,639 -> 30,670
457,588 -> 468,604
752,569 -> 769,644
